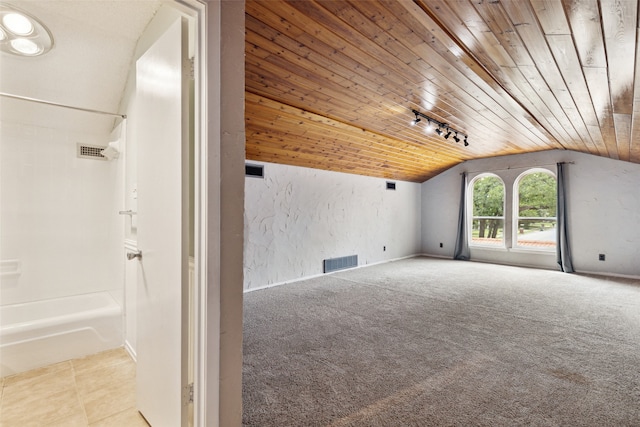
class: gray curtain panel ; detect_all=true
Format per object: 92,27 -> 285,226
454,172 -> 470,260
556,163 -> 574,273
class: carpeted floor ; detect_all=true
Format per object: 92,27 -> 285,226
242,257 -> 640,426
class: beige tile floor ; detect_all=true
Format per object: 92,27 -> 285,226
0,347 -> 149,427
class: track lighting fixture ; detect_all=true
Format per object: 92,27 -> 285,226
410,109 -> 469,147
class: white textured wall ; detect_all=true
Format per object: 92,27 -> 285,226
244,162 -> 422,290
422,150 -> 640,277
0,122 -> 121,305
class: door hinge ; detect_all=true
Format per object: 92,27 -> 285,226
183,382 -> 194,406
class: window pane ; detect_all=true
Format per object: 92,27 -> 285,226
472,218 -> 504,246
518,173 -> 556,218
471,175 -> 504,247
473,176 -> 504,216
516,171 -> 557,250
516,219 -> 556,248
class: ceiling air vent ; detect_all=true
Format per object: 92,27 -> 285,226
77,143 -> 107,160
245,163 -> 264,178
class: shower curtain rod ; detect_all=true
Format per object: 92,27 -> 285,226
0,92 -> 126,119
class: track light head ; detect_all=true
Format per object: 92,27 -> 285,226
410,109 -> 469,148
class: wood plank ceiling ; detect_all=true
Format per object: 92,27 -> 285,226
245,0 -> 640,183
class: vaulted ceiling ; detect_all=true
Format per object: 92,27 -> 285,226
245,0 -> 640,182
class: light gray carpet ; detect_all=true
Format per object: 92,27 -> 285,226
242,257 -> 640,426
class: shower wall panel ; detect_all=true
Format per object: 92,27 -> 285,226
0,122 -> 121,305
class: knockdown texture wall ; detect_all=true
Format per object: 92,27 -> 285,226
422,150 -> 640,277
244,161 -> 422,290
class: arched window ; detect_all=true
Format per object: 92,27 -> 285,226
514,169 -> 556,249
470,174 -> 504,247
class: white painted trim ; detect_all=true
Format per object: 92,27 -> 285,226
419,253 -> 451,260
574,270 -> 640,280
420,253 -> 559,271
185,1 -> 210,426
421,253 -> 640,279
124,340 -> 137,362
244,254 -> 421,293
507,247 -> 556,255
159,1 -> 207,425
468,257 -> 559,271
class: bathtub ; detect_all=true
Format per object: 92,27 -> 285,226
0,292 -> 123,377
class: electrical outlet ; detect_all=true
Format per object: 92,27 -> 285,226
383,246 -> 386,251
439,243 -> 443,248
598,254 -> 605,261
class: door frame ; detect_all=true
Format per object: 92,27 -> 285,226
171,1 -> 245,425
170,0 -> 209,425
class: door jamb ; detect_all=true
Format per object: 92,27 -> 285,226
170,0 -> 212,425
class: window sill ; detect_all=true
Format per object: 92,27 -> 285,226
470,245 -> 507,252
508,247 -> 556,255
470,246 -> 556,256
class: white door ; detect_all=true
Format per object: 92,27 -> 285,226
135,17 -> 189,427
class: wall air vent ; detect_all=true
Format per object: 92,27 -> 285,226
386,181 -> 396,190
245,163 -> 264,178
77,143 -> 107,160
323,255 -> 358,273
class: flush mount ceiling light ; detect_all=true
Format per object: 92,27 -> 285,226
410,109 -> 469,147
0,5 -> 53,56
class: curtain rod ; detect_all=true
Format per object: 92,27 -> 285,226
460,161 -> 574,175
0,92 -> 126,119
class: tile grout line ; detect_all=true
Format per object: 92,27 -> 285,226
70,360 -> 91,426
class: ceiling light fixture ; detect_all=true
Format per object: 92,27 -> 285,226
0,5 -> 53,57
3,12 -> 33,35
424,119 -> 433,133
410,109 -> 469,147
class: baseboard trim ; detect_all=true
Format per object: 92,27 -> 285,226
575,270 -> 640,280
244,254 -> 421,293
124,340 -> 137,362
419,253 -> 452,260
422,253 -> 640,279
